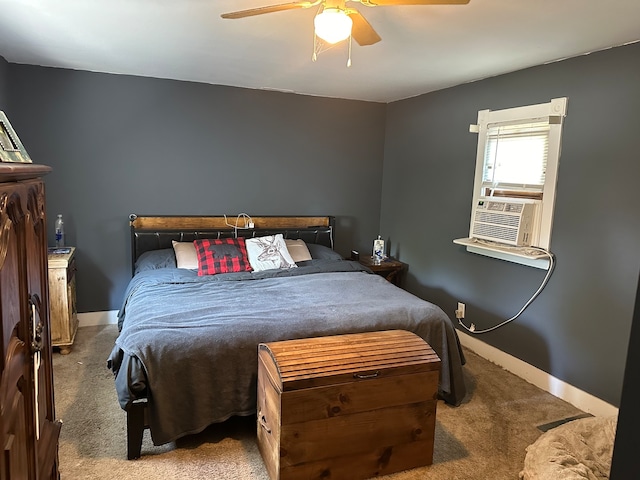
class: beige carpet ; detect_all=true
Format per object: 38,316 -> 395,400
53,325 -> 586,480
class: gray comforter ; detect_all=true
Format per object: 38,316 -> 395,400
108,259 -> 466,446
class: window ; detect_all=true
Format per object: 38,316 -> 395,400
481,120 -> 550,199
454,98 -> 567,268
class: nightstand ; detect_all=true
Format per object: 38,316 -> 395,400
356,255 -> 408,287
48,247 -> 78,354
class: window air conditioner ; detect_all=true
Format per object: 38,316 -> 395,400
471,197 -> 540,247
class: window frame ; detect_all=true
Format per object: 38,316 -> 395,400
457,98 -> 567,268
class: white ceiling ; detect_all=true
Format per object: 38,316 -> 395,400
0,0 -> 639,103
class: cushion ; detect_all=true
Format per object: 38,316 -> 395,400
306,243 -> 343,260
172,240 -> 198,269
134,248 -> 176,274
194,237 -> 252,276
245,234 -> 297,272
284,239 -> 312,263
519,416 -> 617,480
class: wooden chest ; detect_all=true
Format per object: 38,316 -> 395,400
256,330 -> 441,480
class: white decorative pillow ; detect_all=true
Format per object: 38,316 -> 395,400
245,234 -> 297,272
284,239 -> 312,262
172,240 -> 198,269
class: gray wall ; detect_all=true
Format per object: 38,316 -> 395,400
0,56 -> 8,109
380,42 -> 640,406
4,43 -> 638,407
6,66 -> 387,313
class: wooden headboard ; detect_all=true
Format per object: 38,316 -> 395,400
129,214 -> 335,274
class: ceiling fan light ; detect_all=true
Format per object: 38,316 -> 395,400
314,8 -> 353,44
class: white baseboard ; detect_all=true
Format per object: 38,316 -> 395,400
457,330 -> 618,418
77,310 -> 119,327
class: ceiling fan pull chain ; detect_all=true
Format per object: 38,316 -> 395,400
312,34 -> 318,62
347,34 -> 352,67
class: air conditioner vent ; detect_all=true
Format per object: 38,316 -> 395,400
474,211 -> 521,228
472,222 -> 519,243
470,197 -> 540,246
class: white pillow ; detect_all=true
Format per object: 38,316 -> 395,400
284,239 -> 312,262
172,240 -> 198,269
245,234 -> 297,272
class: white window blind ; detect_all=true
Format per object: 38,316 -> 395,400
483,121 -> 550,192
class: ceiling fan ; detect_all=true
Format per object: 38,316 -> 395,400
221,0 -> 470,47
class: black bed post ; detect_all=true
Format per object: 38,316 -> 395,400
126,400 -> 146,460
129,213 -> 137,278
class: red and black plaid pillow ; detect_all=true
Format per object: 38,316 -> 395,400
194,238 -> 252,276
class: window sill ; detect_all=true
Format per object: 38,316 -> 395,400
453,238 -> 550,269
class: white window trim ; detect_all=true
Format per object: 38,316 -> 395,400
455,97 -> 567,268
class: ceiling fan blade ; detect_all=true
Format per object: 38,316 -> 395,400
348,10 -> 381,46
362,0 -> 469,5
221,1 -> 318,19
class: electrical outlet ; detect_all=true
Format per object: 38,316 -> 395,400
456,302 -> 465,319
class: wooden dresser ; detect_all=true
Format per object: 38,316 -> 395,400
48,247 -> 77,354
0,164 -> 61,479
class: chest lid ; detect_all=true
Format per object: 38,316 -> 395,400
259,329 -> 441,392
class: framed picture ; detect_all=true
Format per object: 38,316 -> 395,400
0,111 -> 31,163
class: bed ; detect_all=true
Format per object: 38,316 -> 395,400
107,215 -> 467,459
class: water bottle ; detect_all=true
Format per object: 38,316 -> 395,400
373,235 -> 384,265
54,214 -> 65,247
